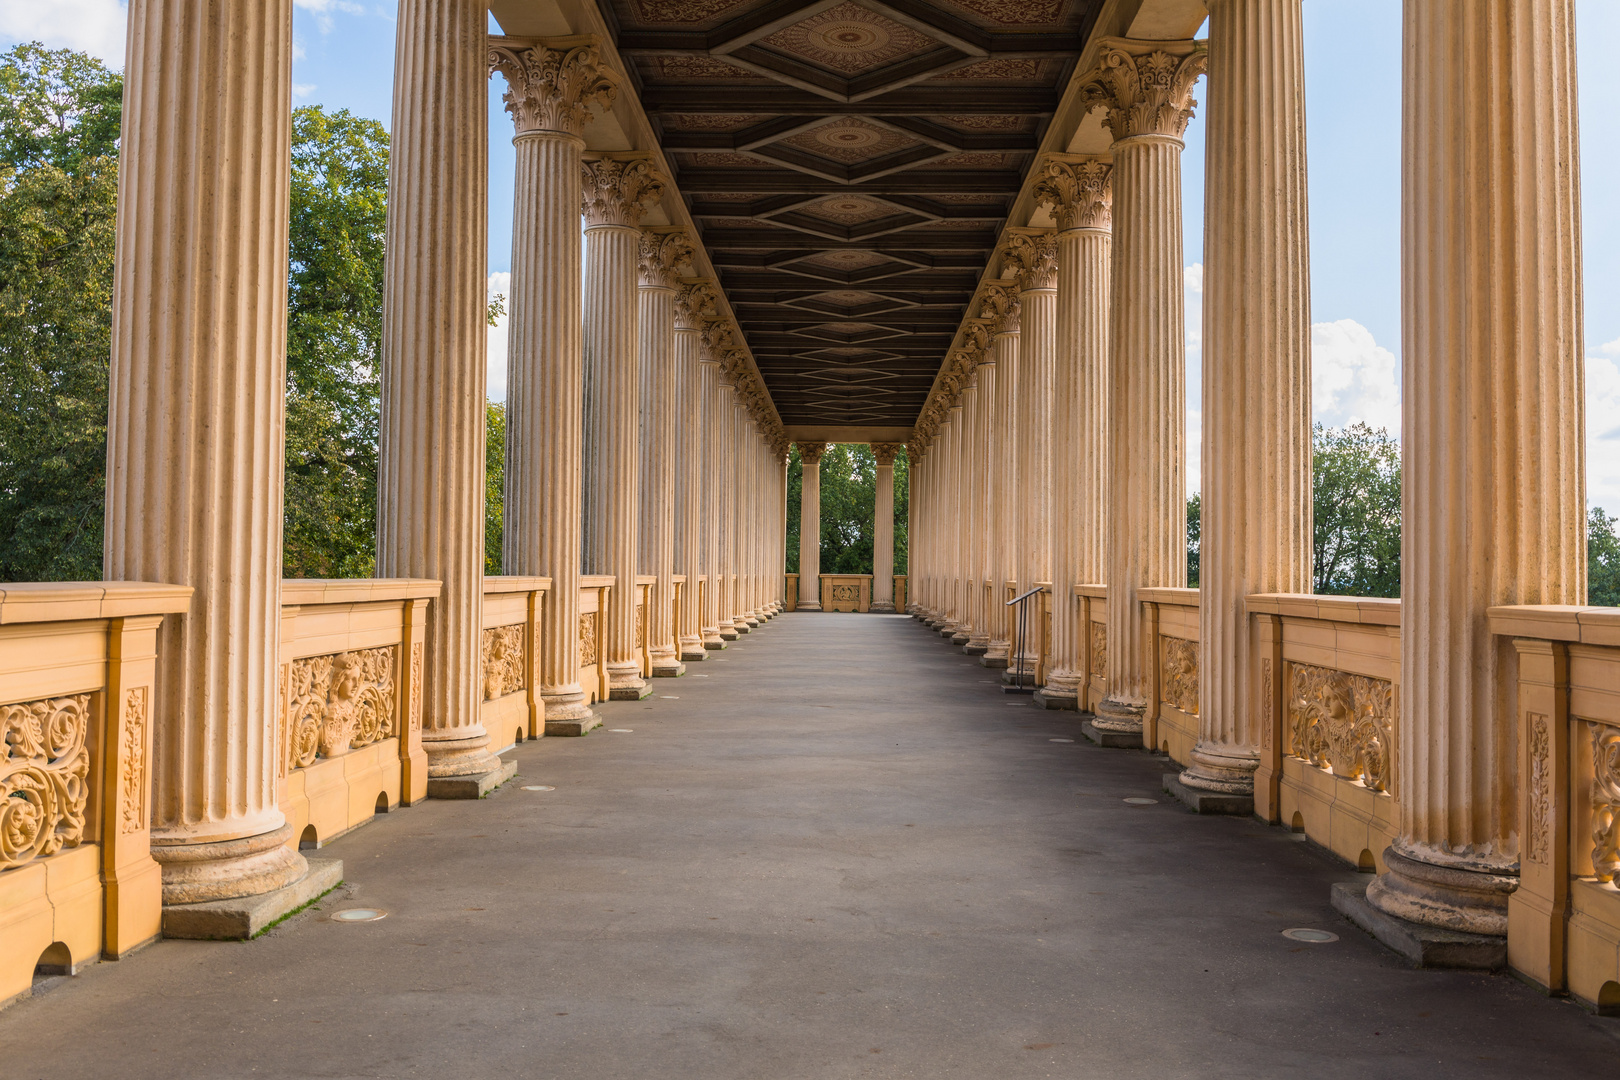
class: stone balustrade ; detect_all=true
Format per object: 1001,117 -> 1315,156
0,583 -> 191,1003
480,577 -> 552,751
576,576 -> 614,712
1139,588 -> 1200,761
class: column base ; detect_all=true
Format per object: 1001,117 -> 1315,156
744,614 -> 761,627
979,651 -> 1009,670
798,602 -> 823,612
1164,772 -> 1253,815
541,686 -> 593,723
151,822 -> 308,906
651,660 -> 687,677
679,646 -> 708,662
160,857 -> 343,942
703,638 -> 727,650
1082,719 -> 1142,749
1332,880 -> 1507,969
609,681 -> 654,701
732,621 -> 751,635
1364,842 -> 1515,937
719,627 -> 739,641
426,757 -> 518,799
546,711 -> 602,737
963,634 -> 990,655
1091,698 -> 1144,733
1032,688 -> 1078,710
950,630 -> 971,646
870,602 -> 896,613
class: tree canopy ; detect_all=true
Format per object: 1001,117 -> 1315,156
785,442 -> 908,577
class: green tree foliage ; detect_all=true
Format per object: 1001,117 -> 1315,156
486,401 -> 505,575
1313,421 -> 1401,597
282,105 -> 389,578
0,44 -> 120,581
785,442 -> 908,576
1592,506 -> 1620,607
1185,493 -> 1201,587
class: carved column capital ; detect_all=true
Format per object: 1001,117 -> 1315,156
1036,154 -> 1114,232
699,322 -> 734,363
797,441 -> 828,466
488,35 -> 617,139
980,282 -> 1022,334
718,349 -> 749,385
675,279 -> 718,330
581,154 -> 666,228
906,440 -> 924,462
871,442 -> 902,466
1078,38 -> 1207,142
638,228 -> 694,289
1000,228 -> 1059,291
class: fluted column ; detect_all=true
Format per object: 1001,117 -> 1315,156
582,154 -> 665,700
1178,0 -> 1312,796
739,419 -> 760,627
949,387 -> 976,643
1362,0 -> 1586,940
375,0 -> 498,783
105,0 -> 306,902
731,403 -> 754,632
871,443 -> 902,612
980,284 -> 1021,668
675,283 -> 717,660
1035,157 -> 1114,709
490,36 -> 616,731
1082,40 -> 1205,736
797,441 -> 828,610
963,327 -> 996,654
699,326 -> 729,647
1001,230 -> 1058,680
637,229 -> 693,678
715,372 -> 739,639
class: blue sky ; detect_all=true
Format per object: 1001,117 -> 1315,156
5,0 -> 1617,513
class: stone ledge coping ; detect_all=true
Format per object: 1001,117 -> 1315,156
481,576 -> 553,596
580,574 -> 615,589
1139,586 -> 1199,607
1074,583 -> 1107,599
1245,592 -> 1401,626
281,578 -> 441,606
636,575 -> 656,587
1488,604 -> 1620,646
0,581 -> 194,624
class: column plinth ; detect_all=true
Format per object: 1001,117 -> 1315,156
796,442 -> 827,611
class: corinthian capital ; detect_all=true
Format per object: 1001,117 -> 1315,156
581,154 -> 666,228
870,442 -> 902,466
699,321 -> 734,362
1000,228 -> 1058,290
979,282 -> 1021,334
1035,154 -> 1114,232
675,279 -> 718,330
906,440 -> 924,462
488,35 -> 617,139
1078,38 -> 1207,141
797,441 -> 828,466
961,319 -> 993,361
638,228 -> 694,289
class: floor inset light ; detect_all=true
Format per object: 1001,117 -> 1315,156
331,908 -> 386,922
1282,928 -> 1338,943
522,785 -> 554,791
1049,738 -> 1075,743
1122,797 -> 1157,806
609,728 -> 633,733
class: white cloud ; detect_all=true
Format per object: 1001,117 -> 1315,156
1601,336 -> 1620,357
1185,406 -> 1202,499
1311,318 -> 1401,435
293,0 -> 364,34
1590,355 -> 1620,517
1183,263 -> 1203,296
0,0 -> 127,64
487,271 -> 510,403
292,83 -> 316,99
1185,263 -> 1203,495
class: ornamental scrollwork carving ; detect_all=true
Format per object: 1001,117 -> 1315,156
1527,713 -> 1551,865
1286,663 -> 1394,794
579,612 -> 599,666
979,282 -> 1021,334
797,441 -> 828,466
409,642 -> 424,732
284,648 -> 397,771
1591,722 -> 1620,883
482,625 -> 526,702
0,693 -> 90,871
1000,230 -> 1059,291
1161,637 -> 1198,716
870,442 -> 902,466
675,280 -> 718,330
120,687 -> 148,835
1035,155 -> 1113,232
488,36 -> 617,139
1090,623 -> 1107,678
581,155 -> 666,228
638,229 -> 694,289
1078,39 -> 1207,141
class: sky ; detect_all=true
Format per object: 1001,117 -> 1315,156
3,0 -> 1616,515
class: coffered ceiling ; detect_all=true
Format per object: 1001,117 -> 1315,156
600,0 -> 1101,429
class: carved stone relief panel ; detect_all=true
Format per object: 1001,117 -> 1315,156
481,624 -> 526,702
1286,663 -> 1395,794
1526,713 -> 1551,865
580,612 -> 599,666
284,648 -> 398,771
1089,622 -> 1107,678
409,642 -> 424,732
1590,722 -> 1620,883
120,686 -> 149,835
0,693 -> 91,871
1161,637 -> 1198,716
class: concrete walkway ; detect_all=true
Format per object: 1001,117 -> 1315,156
4,613 -> 1615,1078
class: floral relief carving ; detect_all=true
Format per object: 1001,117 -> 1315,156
636,603 -> 647,649
638,229 -> 695,289
1090,622 -> 1107,678
120,687 -> 148,835
979,282 -> 1021,334
482,625 -> 526,702
1286,663 -> 1395,794
284,648 -> 397,771
1034,156 -> 1112,232
1161,637 -> 1198,716
579,612 -> 599,666
1078,41 -> 1207,141
409,642 -> 423,732
488,38 -> 617,138
1590,723 -> 1620,883
1000,230 -> 1058,290
581,155 -> 667,228
1527,713 -> 1551,865
0,693 -> 90,871
1261,658 -> 1274,751
675,280 -> 718,330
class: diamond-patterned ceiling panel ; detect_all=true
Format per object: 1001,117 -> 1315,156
760,2 -> 941,76
775,118 -> 920,164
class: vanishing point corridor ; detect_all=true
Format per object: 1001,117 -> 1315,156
1,614 -> 1612,1079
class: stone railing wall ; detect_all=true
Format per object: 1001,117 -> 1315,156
1140,587 -> 1200,762
1490,605 -> 1620,1007
783,573 -> 798,612
278,579 -> 439,849
821,574 -> 873,613
578,575 -> 613,704
0,583 -> 191,1002
481,577 -> 551,751
1247,593 -> 1400,874
1077,584 -> 1108,711
635,575 -> 654,674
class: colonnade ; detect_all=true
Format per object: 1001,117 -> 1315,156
792,441 -> 902,613
909,0 -> 1588,955
97,1 -> 786,912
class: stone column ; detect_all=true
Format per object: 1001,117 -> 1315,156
948,385 -> 975,643
1001,230 -> 1058,680
1034,157 -> 1113,710
739,418 -> 760,627
489,36 -> 616,734
104,0 -> 307,903
675,282 -> 717,660
375,0 -> 502,788
582,154 -> 665,700
797,441 -> 828,611
715,369 -> 739,639
698,325 -> 729,647
870,443 -> 903,612
1176,0 -> 1312,801
637,229 -> 693,678
732,403 -> 755,631
962,327 -> 995,655
1081,40 -> 1206,738
1359,0 -> 1586,944
979,284 -> 1021,668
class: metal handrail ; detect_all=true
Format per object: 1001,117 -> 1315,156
1004,585 -> 1045,691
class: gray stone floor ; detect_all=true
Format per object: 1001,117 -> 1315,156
5,613 -> 1615,1078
